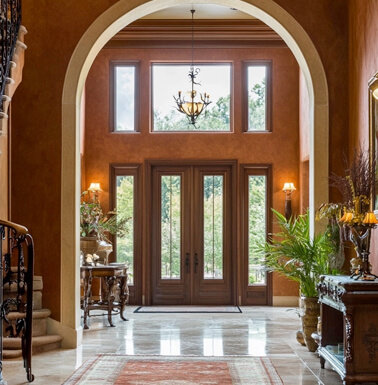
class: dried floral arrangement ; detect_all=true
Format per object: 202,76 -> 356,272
80,190 -> 129,243
329,149 -> 377,226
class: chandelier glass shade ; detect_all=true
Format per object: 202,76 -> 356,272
173,10 -> 211,127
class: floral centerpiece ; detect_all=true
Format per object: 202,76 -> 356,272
80,190 -> 129,264
80,191 -> 128,243
330,149 -> 378,280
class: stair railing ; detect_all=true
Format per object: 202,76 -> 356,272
0,219 -> 34,383
0,0 -> 22,114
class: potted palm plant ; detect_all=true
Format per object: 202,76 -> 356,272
254,209 -> 340,352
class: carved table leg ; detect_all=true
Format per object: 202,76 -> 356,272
104,276 -> 116,327
83,274 -> 92,330
119,274 -> 129,322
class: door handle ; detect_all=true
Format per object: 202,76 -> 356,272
194,253 -> 198,273
185,253 -> 190,273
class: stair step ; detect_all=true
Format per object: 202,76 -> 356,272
4,309 -> 51,337
3,334 -> 63,350
7,308 -> 51,321
3,349 -> 22,359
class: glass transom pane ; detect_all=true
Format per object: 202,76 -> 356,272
203,175 -> 223,279
248,175 -> 266,284
161,175 -> 181,279
247,66 -> 267,131
116,175 -> 134,284
153,64 -> 231,131
115,66 -> 135,131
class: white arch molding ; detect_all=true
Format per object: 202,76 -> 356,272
61,0 -> 328,347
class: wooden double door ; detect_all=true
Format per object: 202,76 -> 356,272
151,163 -> 234,305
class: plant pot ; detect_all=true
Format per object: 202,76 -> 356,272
301,296 -> 320,352
80,236 -> 99,256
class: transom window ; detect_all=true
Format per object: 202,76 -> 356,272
152,63 -> 231,132
244,62 -> 272,132
111,62 -> 138,132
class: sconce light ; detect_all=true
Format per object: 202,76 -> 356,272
88,182 -> 103,203
373,88 -> 378,100
282,182 -> 296,220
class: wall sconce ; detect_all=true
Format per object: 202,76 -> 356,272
282,182 -> 296,220
88,182 -> 103,203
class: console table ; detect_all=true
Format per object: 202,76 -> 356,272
80,265 -> 129,329
317,275 -> 378,385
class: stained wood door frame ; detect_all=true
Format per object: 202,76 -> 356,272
145,159 -> 238,306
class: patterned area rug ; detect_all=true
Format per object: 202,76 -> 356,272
134,306 -> 242,313
63,354 -> 283,384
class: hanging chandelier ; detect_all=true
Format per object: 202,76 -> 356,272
173,9 -> 211,127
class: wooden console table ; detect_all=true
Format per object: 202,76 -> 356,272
80,265 -> 129,329
317,275 -> 378,385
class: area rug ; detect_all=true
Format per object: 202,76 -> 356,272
62,354 -> 283,384
134,305 -> 242,313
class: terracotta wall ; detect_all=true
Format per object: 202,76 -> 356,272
84,46 -> 300,299
349,0 -> 378,272
10,0 -> 349,319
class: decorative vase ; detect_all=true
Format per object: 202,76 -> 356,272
97,241 -> 113,265
80,236 -> 99,256
301,296 -> 320,352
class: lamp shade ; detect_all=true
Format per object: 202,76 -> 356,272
282,183 -> 296,192
373,88 -> 378,100
363,212 -> 378,224
88,183 -> 103,192
339,212 -> 353,223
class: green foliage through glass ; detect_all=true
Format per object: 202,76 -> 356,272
248,176 -> 266,284
116,176 -> 134,283
203,175 -> 223,279
161,176 -> 181,279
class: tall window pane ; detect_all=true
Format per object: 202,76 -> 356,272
248,175 -> 266,284
114,66 -> 135,131
161,176 -> 181,279
116,175 -> 134,284
247,66 -> 267,131
203,175 -> 223,279
152,64 -> 231,131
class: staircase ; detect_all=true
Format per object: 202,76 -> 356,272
3,275 -> 63,359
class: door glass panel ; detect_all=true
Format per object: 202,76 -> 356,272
116,175 -> 134,284
161,175 -> 181,279
203,175 -> 223,279
248,175 -> 266,284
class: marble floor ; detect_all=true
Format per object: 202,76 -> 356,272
1,306 -> 353,385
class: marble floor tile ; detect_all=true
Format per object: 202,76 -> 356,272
0,306 -> 362,384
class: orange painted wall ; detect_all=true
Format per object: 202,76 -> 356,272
9,0 -> 349,319
84,46 -> 300,299
349,0 -> 378,273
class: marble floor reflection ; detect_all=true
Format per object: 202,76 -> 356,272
2,306 -> 350,384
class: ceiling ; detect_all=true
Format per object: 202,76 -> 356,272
142,4 -> 255,20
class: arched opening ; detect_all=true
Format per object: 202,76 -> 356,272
61,0 -> 328,347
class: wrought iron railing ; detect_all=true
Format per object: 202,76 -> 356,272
0,219 -> 34,383
0,0 -> 21,114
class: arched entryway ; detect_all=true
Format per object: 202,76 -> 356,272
61,0 -> 328,347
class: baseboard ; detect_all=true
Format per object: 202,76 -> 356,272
272,296 -> 300,307
47,317 -> 83,349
